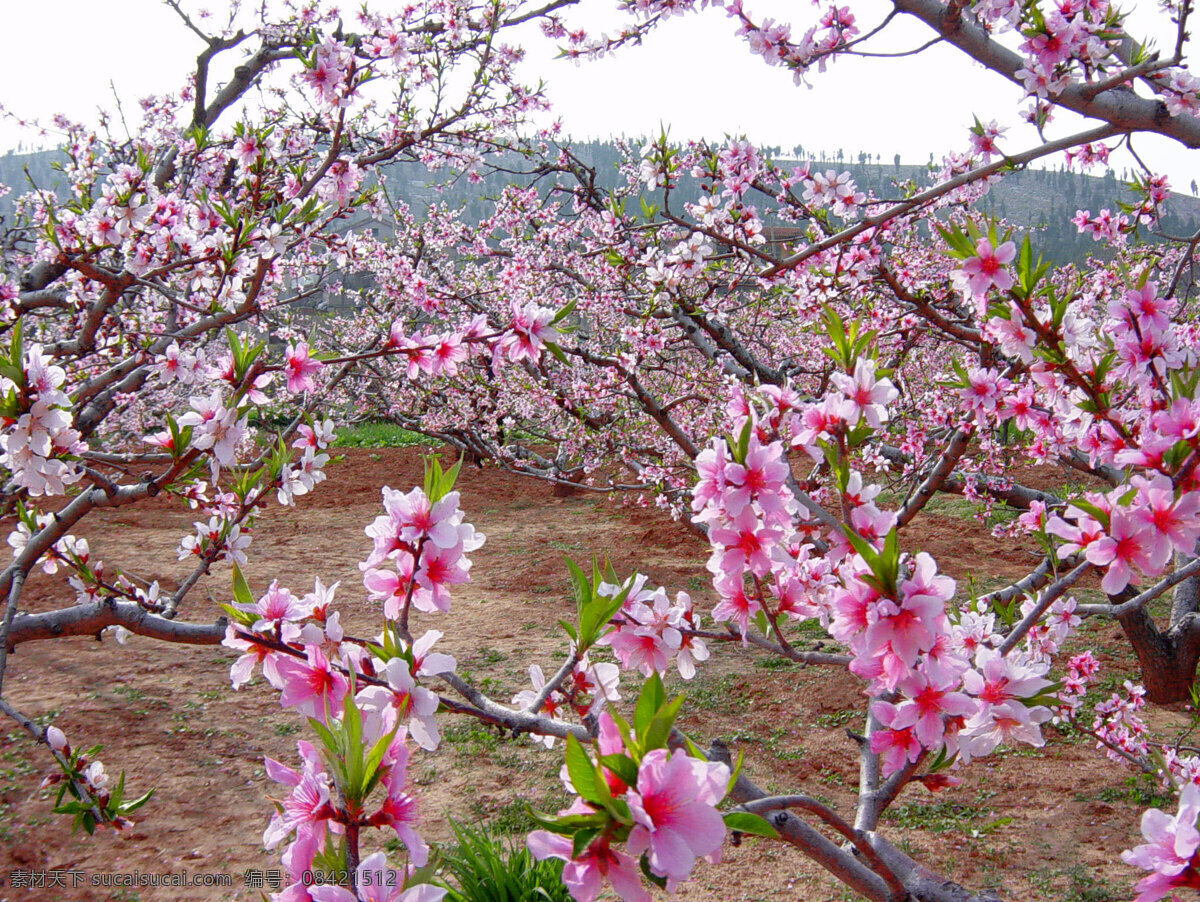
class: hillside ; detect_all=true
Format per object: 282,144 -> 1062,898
4,141 -> 1198,266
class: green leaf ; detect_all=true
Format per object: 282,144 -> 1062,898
633,673 -> 666,737
606,709 -> 637,759
723,811 -> 780,838
527,806 -> 608,834
361,724 -> 399,801
307,717 -> 341,761
109,771 -> 126,810
440,455 -> 463,498
571,827 -> 601,859
565,557 -> 590,618
557,619 -> 578,642
231,564 -> 254,608
10,317 -> 23,372
551,299 -> 578,325
217,603 -> 258,626
641,694 -> 685,752
120,787 -> 155,815
599,754 -> 639,789
726,747 -> 745,796
564,735 -> 601,804
735,416 -> 752,465
639,855 -> 668,890
423,455 -> 443,500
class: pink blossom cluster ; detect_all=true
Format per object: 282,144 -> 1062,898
387,326 -> 472,380
1011,0 -> 1123,101
643,233 -> 716,287
1046,477 -> 1200,595
178,516 -> 252,566
263,728 -> 429,902
361,485 -> 485,616
951,238 -> 1017,306
0,346 -> 85,496
968,120 -> 1006,161
497,301 -> 560,364
800,168 -> 867,218
728,0 -> 860,83
178,389 -> 250,468
1053,650 -> 1101,720
597,576 -> 710,678
691,428 -> 802,636
225,575 -> 455,751
786,360 -> 899,462
1092,682 -> 1152,763
38,727 -> 131,830
1072,208 -> 1131,245
1122,783 -> 1200,901
512,655 -> 621,747
1064,142 -> 1111,170
528,713 -> 729,902
278,420 -> 334,506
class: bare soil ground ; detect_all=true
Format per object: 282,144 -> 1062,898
0,449 -> 1184,901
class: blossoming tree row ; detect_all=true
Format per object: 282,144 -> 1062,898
5,0 -> 1200,899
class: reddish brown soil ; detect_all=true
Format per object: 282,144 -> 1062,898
0,449 -> 1180,901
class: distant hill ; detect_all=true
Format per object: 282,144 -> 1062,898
4,141 -> 1197,267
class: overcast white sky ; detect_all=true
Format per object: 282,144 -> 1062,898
1,0 -> 1196,187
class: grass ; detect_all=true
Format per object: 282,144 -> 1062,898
685,673 -> 744,716
466,796 -> 543,835
1028,864 -> 1130,902
443,722 -> 502,754
437,819 -> 573,901
1087,774 -> 1174,809
331,421 -> 437,448
882,798 -> 993,832
815,709 -> 861,729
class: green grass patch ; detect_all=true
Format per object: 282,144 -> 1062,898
882,799 -> 992,832
437,819 -> 573,901
331,421 -> 436,448
1027,864 -> 1130,902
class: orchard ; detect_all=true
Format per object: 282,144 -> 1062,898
3,0 -> 1200,899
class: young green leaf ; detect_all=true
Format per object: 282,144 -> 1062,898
723,811 -> 780,839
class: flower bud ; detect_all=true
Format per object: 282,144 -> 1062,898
45,726 -> 68,753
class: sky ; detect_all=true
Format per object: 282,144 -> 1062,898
1,0 -> 1196,187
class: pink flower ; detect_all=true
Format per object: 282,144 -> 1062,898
721,435 -> 793,519
869,723 -> 922,776
366,736 -> 428,866
309,853 -> 446,902
224,623 -> 273,688
599,627 -> 671,677
357,658 -> 441,750
875,671 -> 975,752
1130,476 -> 1200,571
625,747 -> 728,883
961,647 -> 1053,714
498,301 -> 558,363
1122,783 -> 1200,901
284,343 -> 323,394
262,742 -> 335,850
242,580 -> 307,633
264,645 -> 348,722
710,573 -> 763,639
830,358 -> 898,429
1085,510 -> 1157,594
958,238 -> 1017,301
527,831 -> 650,902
